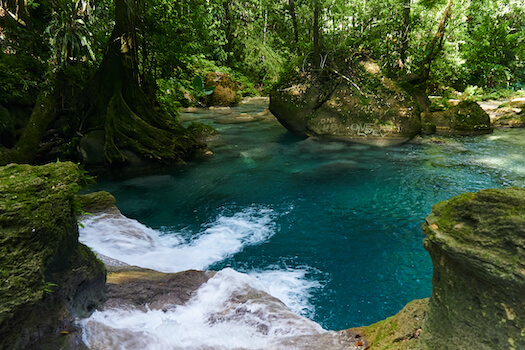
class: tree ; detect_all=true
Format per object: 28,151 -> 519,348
79,0 -> 202,165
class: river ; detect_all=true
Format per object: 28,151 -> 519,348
79,97 -> 525,347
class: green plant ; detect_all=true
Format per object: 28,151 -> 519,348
45,0 -> 96,68
42,282 -> 58,294
192,75 -> 215,95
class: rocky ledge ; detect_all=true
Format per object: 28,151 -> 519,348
420,187 -> 525,350
352,187 -> 525,349
0,162 -> 106,349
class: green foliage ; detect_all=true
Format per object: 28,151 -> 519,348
461,86 -> 525,102
192,76 -> 215,95
45,0 -> 96,68
156,78 -> 186,111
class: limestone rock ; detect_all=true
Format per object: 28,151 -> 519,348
204,72 -> 239,106
102,268 -> 214,311
270,58 -> 421,146
78,191 -> 118,213
424,100 -> 492,135
0,162 -> 106,349
421,187 -> 525,350
83,267 -> 366,350
352,298 -> 428,350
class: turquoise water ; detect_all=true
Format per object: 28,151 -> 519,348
89,99 -> 525,330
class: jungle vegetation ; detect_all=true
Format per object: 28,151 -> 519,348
0,0 -> 523,166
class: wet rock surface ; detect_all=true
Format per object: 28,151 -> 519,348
83,266 -> 367,350
103,268 -> 214,311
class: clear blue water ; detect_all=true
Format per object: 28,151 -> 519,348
88,99 -> 525,330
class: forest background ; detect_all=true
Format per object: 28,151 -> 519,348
0,0 -> 524,165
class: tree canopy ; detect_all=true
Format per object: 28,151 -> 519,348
0,0 -> 523,165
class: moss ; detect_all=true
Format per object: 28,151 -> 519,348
427,188 -> 525,241
353,299 -> 428,350
0,162 -> 91,324
77,191 -> 117,213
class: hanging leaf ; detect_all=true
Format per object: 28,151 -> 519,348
192,75 -> 204,91
201,86 -> 215,95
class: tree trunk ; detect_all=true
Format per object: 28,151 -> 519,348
0,90 -> 56,165
313,0 -> 321,69
399,0 -> 411,69
80,0 -> 202,166
289,0 -> 299,47
402,0 -> 452,85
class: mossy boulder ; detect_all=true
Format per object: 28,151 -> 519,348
204,72 -> 239,106
0,162 -> 106,349
270,58 -> 421,146
421,187 -> 525,350
423,101 -> 492,135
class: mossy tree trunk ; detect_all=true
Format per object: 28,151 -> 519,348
0,90 -> 56,166
81,0 -> 202,165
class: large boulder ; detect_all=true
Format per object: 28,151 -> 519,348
421,187 -> 525,349
0,162 -> 106,349
270,58 -> 421,146
423,100 -> 492,135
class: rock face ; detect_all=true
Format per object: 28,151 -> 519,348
270,58 -> 421,146
204,72 -> 239,106
0,162 -> 106,349
421,187 -> 525,350
352,298 -> 428,349
423,100 -> 492,135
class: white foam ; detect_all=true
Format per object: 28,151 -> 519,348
246,268 -> 322,318
81,268 -> 326,350
79,206 -> 276,273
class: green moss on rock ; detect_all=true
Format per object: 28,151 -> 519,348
353,299 -> 428,350
77,191 -> 117,213
269,57 -> 421,145
424,101 -> 492,135
0,162 -> 105,349
421,187 -> 525,350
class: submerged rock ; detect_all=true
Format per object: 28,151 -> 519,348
82,267 -> 366,350
270,58 -> 421,146
0,162 -> 106,349
421,187 -> 525,350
